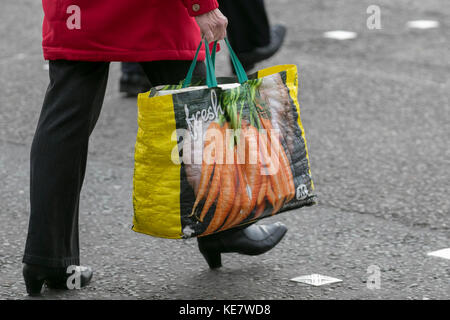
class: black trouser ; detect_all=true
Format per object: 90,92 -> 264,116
219,0 -> 270,54
23,60 -> 205,268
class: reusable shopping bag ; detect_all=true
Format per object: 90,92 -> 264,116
132,39 -> 316,239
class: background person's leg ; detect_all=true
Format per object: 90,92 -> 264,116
139,60 -> 206,87
23,60 -> 110,268
121,62 -> 144,74
219,0 -> 271,53
219,0 -> 286,72
120,62 -> 151,96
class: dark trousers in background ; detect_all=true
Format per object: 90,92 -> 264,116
121,61 -> 146,74
23,60 -> 205,268
219,0 -> 270,54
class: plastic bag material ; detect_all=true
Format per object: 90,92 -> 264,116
132,64 -> 316,239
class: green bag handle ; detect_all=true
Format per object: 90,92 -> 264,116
182,41 -> 202,88
210,38 -> 248,84
183,38 -> 248,88
211,41 -> 218,67
183,40 -> 217,88
204,39 -> 218,88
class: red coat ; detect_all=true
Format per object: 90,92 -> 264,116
42,0 -> 218,62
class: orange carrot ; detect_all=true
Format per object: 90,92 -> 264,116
191,121 -> 223,216
202,163 -> 235,235
264,139 -> 285,215
260,117 -> 295,201
191,163 -> 214,216
221,189 -> 240,230
271,139 -> 295,201
276,158 -> 289,202
238,163 -> 252,214
243,125 -> 262,211
219,164 -> 241,231
266,180 -> 277,207
279,146 -> 296,201
257,175 -> 267,206
271,197 -> 284,215
253,202 -> 266,219
226,161 -> 252,227
259,116 -> 295,210
256,137 -> 283,215
259,128 -> 284,205
198,164 -> 221,222
271,160 -> 287,215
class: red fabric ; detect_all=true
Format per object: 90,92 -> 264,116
181,0 -> 219,16
41,0 -> 219,62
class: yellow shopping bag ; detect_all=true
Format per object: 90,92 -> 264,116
132,39 -> 315,239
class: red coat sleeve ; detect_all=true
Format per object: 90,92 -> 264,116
181,0 -> 219,16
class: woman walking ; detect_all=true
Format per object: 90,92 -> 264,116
23,0 -> 287,296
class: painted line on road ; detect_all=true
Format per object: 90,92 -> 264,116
427,248 -> 450,260
323,30 -> 357,40
290,274 -> 342,286
407,20 -> 440,29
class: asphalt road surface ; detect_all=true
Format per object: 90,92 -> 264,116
0,0 -> 449,299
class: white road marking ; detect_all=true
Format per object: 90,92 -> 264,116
427,248 -> 450,260
406,20 -> 440,29
323,31 -> 357,40
290,274 -> 342,286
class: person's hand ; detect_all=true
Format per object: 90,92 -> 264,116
194,9 -> 228,42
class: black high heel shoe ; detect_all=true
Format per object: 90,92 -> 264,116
197,222 -> 288,269
23,264 -> 93,296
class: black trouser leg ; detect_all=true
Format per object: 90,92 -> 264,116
219,0 -> 271,54
23,59 -> 203,268
23,60 -> 110,268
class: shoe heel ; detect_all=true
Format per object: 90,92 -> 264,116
197,236 -> 223,269
201,250 -> 222,269
24,277 -> 44,296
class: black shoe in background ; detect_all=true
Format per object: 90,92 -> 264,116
233,24 -> 287,72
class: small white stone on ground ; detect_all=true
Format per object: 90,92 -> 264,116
406,20 -> 439,29
290,274 -> 343,286
427,248 -> 450,260
323,30 -> 357,40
